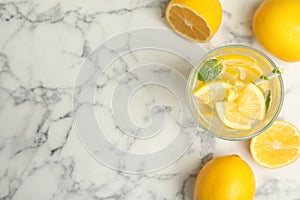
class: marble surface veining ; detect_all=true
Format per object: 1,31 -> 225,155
0,0 -> 300,199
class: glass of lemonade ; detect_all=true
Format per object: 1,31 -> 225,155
187,45 -> 284,140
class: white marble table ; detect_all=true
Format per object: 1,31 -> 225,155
1,0 -> 300,199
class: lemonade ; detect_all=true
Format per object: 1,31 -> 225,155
187,45 -> 284,140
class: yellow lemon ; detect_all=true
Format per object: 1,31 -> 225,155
165,0 -> 222,42
193,81 -> 232,105
194,154 -> 256,200
250,120 -> 300,169
215,83 -> 265,130
253,0 -> 300,62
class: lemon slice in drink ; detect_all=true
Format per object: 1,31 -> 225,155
193,81 -> 232,105
222,61 -> 263,82
215,83 -> 266,130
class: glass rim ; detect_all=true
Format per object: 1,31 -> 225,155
186,44 -> 285,141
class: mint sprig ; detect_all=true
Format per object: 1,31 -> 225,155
197,59 -> 223,82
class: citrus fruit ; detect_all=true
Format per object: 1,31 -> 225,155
223,60 -> 263,76
217,54 -> 255,63
193,81 -> 232,105
194,154 -> 256,200
250,120 -> 300,168
221,67 -> 239,84
215,83 -> 265,130
219,56 -> 263,84
253,0 -> 300,62
222,64 -> 262,83
165,0 -> 222,42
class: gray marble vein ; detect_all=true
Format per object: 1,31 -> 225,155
0,0 -> 300,199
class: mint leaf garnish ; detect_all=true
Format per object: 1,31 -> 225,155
264,90 -> 271,113
197,59 -> 223,81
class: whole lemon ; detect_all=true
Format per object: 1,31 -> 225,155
253,0 -> 300,62
194,155 -> 255,200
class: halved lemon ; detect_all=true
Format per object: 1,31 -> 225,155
165,0 -> 222,42
250,120 -> 300,168
193,81 -> 232,105
216,83 -> 265,130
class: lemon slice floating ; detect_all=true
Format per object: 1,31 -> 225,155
222,60 -> 263,83
215,83 -> 265,130
193,81 -> 232,105
250,120 -> 300,168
